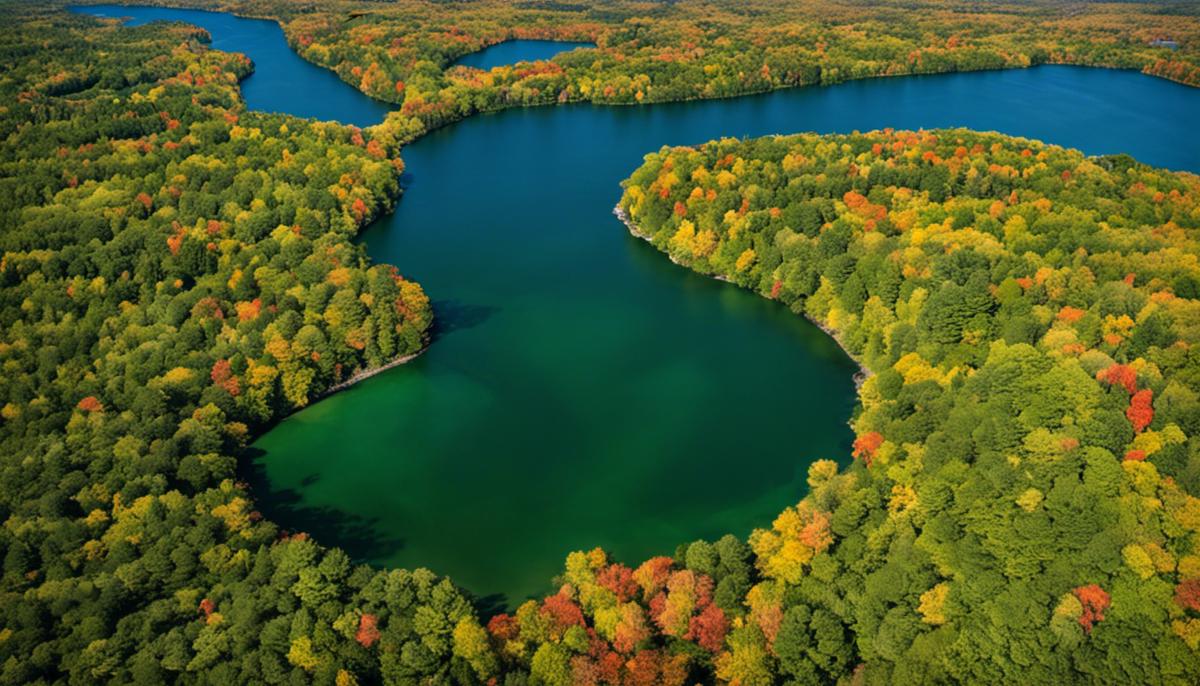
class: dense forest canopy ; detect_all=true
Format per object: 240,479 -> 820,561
0,0 -> 1199,684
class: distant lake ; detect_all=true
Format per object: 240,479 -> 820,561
71,4 -> 392,126
453,39 -> 594,70
71,5 -> 1200,606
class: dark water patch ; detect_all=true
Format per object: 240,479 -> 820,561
430,300 -> 500,343
241,447 -> 406,561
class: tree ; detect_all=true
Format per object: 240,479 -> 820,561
356,614 -> 381,648
1073,585 -> 1111,633
1128,389 -> 1154,433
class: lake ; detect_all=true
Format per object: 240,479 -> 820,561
72,5 -> 1200,605
453,39 -> 595,70
71,4 -> 392,126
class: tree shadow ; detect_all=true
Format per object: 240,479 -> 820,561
471,592 -> 511,620
239,447 -> 405,562
429,299 -> 499,343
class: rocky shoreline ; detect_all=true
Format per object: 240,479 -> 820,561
318,346 -> 427,399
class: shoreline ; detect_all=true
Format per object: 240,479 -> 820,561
317,346 -> 427,399
613,204 -> 872,390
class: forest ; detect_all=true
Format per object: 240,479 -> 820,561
0,6 -> 476,685
0,0 -> 1199,684
91,0 -> 1200,144
611,128 -> 1200,684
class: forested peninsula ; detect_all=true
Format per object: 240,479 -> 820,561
1,1 -> 1200,685
612,130 -> 1200,684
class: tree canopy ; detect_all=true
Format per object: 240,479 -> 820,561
2,1 -> 1200,684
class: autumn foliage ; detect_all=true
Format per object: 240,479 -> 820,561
75,396 -> 103,413
1176,579 -> 1200,613
1098,363 -> 1138,394
612,128 -> 1200,682
355,613 -> 380,648
687,603 -> 729,652
4,0 -> 1200,681
1127,389 -> 1154,433
852,431 -> 884,465
1074,585 -> 1111,633
0,14 -> 444,685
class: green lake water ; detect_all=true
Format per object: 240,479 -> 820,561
74,5 -> 1200,605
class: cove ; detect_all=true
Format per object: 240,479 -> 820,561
453,39 -> 595,70
72,6 -> 1200,605
273,68 -> 1200,605
71,4 -> 392,126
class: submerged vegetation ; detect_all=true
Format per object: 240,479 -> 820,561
0,0 -> 1199,684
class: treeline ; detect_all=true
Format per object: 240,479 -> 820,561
97,0 -> 1200,143
582,129 -> 1200,683
0,8 -> 491,685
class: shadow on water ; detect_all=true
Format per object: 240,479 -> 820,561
471,593 -> 512,620
621,223 -> 860,368
240,447 -> 405,561
429,299 -> 499,343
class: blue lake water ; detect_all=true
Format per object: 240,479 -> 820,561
71,4 -> 392,126
453,39 -> 595,70
71,5 -> 1200,604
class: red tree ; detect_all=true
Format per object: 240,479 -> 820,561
1073,584 -> 1111,633
1127,389 -> 1154,432
597,563 -> 638,602
210,359 -> 240,396
1097,364 -> 1137,394
686,603 -> 728,652
852,431 -> 884,465
76,396 -> 103,413
211,359 -> 232,384
351,197 -> 369,222
487,613 -> 519,641
1174,579 -> 1200,613
626,650 -> 662,686
355,613 -> 380,648
541,589 -> 585,631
